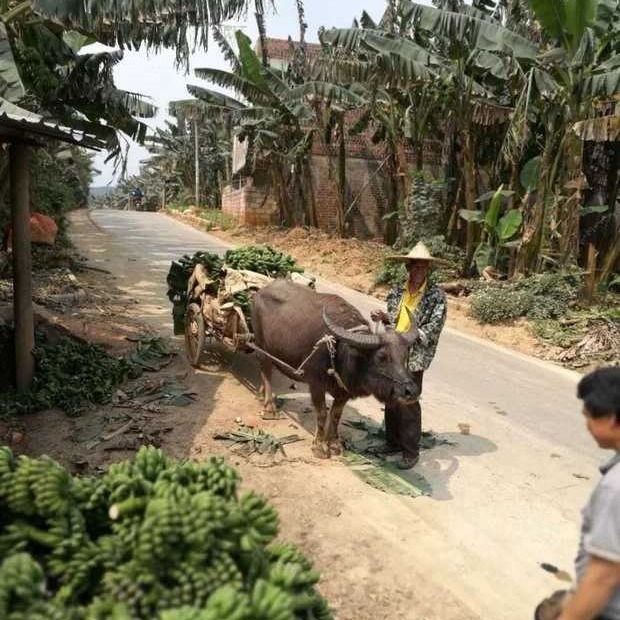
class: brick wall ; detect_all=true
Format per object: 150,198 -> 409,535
309,155 -> 390,238
222,185 -> 279,227
224,148 -> 443,237
308,153 -> 442,238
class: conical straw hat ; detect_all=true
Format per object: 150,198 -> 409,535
387,241 -> 448,265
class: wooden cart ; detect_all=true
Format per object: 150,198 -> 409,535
184,264 -> 314,369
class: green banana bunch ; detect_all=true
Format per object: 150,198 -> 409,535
133,446 -> 172,482
199,586 -> 252,620
0,553 -> 46,617
0,447 -> 333,620
249,579 -> 296,620
197,457 -> 239,499
224,246 -> 303,278
239,492 -> 278,551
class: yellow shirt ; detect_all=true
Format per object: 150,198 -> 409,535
396,281 -> 427,332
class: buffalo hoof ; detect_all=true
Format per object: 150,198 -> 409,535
261,405 -> 283,420
312,442 -> 331,459
328,440 -> 344,456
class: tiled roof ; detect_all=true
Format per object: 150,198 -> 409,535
255,37 -> 322,61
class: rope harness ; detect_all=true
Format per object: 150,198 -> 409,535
323,335 -> 350,393
297,334 -> 350,393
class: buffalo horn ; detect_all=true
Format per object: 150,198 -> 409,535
401,307 -> 420,346
322,308 -> 382,350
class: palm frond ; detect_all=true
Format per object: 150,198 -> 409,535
31,0 -> 251,67
212,26 -> 241,73
0,23 -> 25,102
187,83 -> 247,109
283,81 -> 367,107
194,67 -> 272,104
405,2 -> 538,59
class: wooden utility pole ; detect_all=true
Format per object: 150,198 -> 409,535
194,118 -> 200,208
10,141 -> 34,392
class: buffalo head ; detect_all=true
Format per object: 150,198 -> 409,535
322,309 -> 420,405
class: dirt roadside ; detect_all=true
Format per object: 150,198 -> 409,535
0,210 -> 483,620
166,210 -> 546,360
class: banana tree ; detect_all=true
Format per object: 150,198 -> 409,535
459,184 -> 522,272
321,2 -> 536,259
0,2 -> 156,162
191,29 -> 366,232
515,0 -> 620,273
24,0 -> 253,68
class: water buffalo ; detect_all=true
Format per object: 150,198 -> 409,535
251,280 -> 420,458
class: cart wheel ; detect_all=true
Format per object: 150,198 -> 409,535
185,302 -> 205,367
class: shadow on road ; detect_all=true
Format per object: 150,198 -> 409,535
417,432 -> 498,501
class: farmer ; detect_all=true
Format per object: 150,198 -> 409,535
536,367 -> 620,620
370,241 -> 447,469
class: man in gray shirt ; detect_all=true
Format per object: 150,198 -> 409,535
557,367 -> 620,620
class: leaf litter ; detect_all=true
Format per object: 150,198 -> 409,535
214,426 -> 303,458
341,417 -> 455,497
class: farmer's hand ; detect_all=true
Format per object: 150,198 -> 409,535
371,310 -> 389,324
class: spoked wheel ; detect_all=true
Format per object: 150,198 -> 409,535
185,302 -> 205,367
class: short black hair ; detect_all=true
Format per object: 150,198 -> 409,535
577,367 -> 620,420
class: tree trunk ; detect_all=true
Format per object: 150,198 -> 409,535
271,161 -> 294,226
255,5 -> 269,67
509,160 -> 519,209
441,118 -> 458,230
556,132 -> 583,268
516,134 -> 558,275
193,119 -> 200,208
447,175 -> 464,244
461,127 -> 477,275
383,147 -> 399,246
301,160 -> 318,228
395,141 -> 410,209
337,123 -> 347,235
415,141 -> 424,171
582,242 -> 598,305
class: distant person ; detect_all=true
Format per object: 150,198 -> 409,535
536,367 -> 620,620
370,241 -> 447,469
130,187 -> 144,210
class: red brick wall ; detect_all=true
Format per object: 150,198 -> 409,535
307,153 -> 442,238
222,185 -> 279,227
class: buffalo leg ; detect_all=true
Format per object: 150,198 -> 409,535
326,396 -> 348,456
310,387 -> 330,459
258,358 -> 276,416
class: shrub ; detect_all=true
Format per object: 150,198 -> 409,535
469,288 -> 533,324
374,260 -> 406,287
469,272 -> 582,325
397,174 -> 446,248
0,329 -> 136,415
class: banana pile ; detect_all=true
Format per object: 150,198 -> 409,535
0,446 -> 332,620
224,246 -> 304,278
166,246 -> 303,335
166,252 -> 224,334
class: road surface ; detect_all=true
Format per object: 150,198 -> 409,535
72,209 -> 605,620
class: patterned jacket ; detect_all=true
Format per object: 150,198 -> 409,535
386,282 -> 447,372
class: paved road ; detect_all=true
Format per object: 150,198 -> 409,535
73,209 -> 606,619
